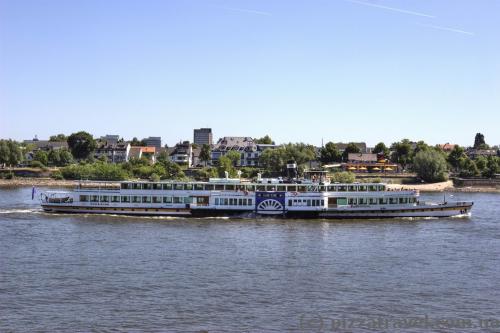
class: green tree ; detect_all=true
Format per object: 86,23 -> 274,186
225,150 -> 241,166
255,135 -> 274,144
474,133 -> 488,149
330,171 -> 356,183
390,139 -> 413,169
447,145 -> 466,171
459,157 -> 479,178
217,156 -> 236,178
372,142 -> 390,157
482,156 -> 499,178
259,147 -> 287,174
320,142 -> 341,164
33,150 -> 48,166
342,142 -> 361,161
199,144 -> 211,166
475,156 -> 488,172
413,150 -> 448,183
48,149 -> 61,166
58,149 -> 74,166
67,131 -> 96,160
414,140 -> 430,154
130,137 -> 146,146
0,140 -> 11,166
49,134 -> 67,142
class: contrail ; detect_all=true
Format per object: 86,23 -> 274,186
221,7 -> 272,16
345,0 -> 435,18
417,23 -> 475,36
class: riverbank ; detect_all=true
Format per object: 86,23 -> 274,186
0,178 -> 75,187
1,177 -> 499,193
386,180 -> 500,193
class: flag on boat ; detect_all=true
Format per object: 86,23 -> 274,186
32,186 -> 36,200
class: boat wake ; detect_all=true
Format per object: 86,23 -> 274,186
0,208 -> 42,214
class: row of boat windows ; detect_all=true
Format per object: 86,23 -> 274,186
214,198 -> 253,206
342,197 -> 417,205
120,183 -> 386,192
289,199 -> 325,207
80,195 -> 192,204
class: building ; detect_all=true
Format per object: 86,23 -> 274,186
438,143 -> 457,152
144,137 -> 162,151
23,139 -> 68,151
467,148 -> 498,160
169,141 -> 193,165
343,153 -> 398,173
211,137 -> 277,167
94,141 -> 130,163
100,135 -> 120,145
193,128 -> 213,146
334,142 -> 368,153
128,146 -> 156,163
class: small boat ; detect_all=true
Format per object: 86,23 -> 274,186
39,178 -> 473,219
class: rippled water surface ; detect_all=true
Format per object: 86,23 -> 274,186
1,187 -> 500,332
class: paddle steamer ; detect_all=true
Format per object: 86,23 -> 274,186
40,178 -> 473,219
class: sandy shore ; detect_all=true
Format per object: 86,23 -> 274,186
386,180 -> 499,193
0,178 -> 76,187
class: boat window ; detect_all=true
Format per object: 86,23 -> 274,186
195,184 -> 204,190
90,195 -> 99,202
184,197 -> 192,204
225,185 -> 235,191
214,185 -> 224,191
399,198 -> 408,204
358,198 -> 367,205
246,185 -> 255,191
297,186 -> 307,192
163,196 -> 172,203
152,196 -> 162,203
319,186 -> 326,192
248,199 -> 253,205
80,195 -> 89,202
321,200 -> 324,206
369,198 -> 377,205
378,185 -> 385,191
337,198 -> 348,205
175,184 -> 184,190
256,185 -> 266,191
111,196 -> 120,203
338,186 -> 347,192
368,185 -> 377,191
132,183 -> 141,190
276,185 -> 286,191
121,183 -> 131,190
185,184 -> 193,190
389,198 -> 397,204
379,198 -> 387,204
224,198 -> 229,205
142,183 -> 152,190
243,198 -> 248,205
152,183 -> 162,190
142,196 -> 151,203
215,198 -> 220,205
348,185 -> 356,192
348,198 -> 356,205
204,184 -> 214,190
173,197 -> 182,204
286,185 -> 296,192
359,185 -> 367,191
163,183 -> 173,190
238,198 -> 242,205
121,196 -> 130,203
312,200 -> 316,207
327,185 -> 336,191
132,196 -> 141,203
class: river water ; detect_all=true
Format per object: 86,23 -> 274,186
1,187 -> 499,332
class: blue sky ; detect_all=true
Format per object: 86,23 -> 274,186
1,0 -> 499,147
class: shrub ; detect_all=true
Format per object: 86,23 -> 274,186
330,171 -> 356,183
30,160 -> 47,170
51,170 -> 64,180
